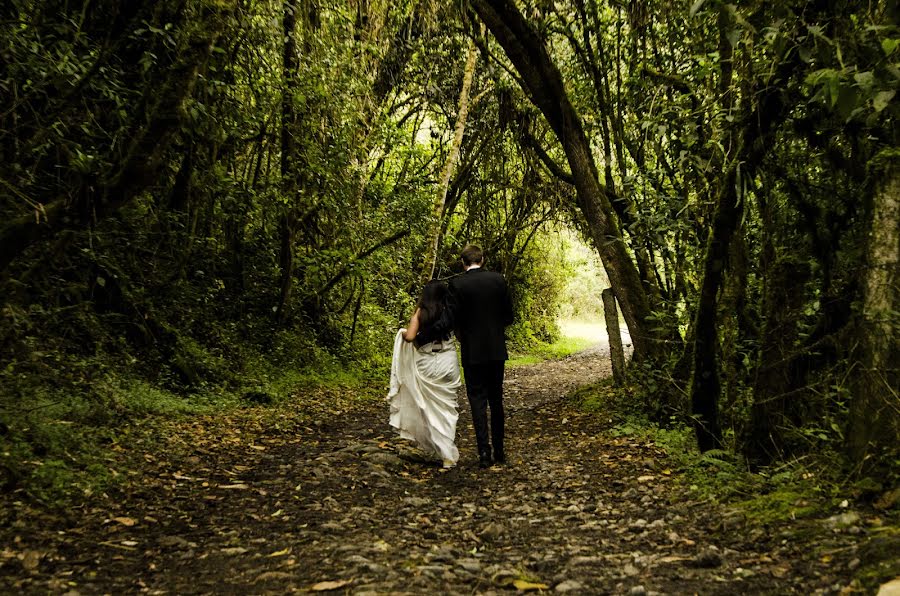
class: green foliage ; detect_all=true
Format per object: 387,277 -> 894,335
556,232 -> 608,321
570,381 -> 853,526
0,388 -> 120,504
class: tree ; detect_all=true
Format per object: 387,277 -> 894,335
469,0 -> 664,363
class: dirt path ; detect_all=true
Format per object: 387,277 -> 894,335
1,347 -> 874,594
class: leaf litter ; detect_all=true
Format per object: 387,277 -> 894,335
0,344 -> 891,593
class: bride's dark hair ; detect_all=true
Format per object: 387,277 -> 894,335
418,280 -> 448,329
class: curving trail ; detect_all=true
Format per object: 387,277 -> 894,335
1,345 -> 863,594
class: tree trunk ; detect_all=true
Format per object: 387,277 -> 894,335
746,258 -> 811,463
421,33 -> 479,284
603,288 -> 626,387
846,157 -> 900,470
689,167 -> 742,452
688,3 -> 789,452
470,0 -> 659,362
274,0 -> 301,322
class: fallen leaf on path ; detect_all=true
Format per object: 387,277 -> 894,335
373,540 -> 390,552
99,541 -> 137,551
111,517 -> 136,526
512,579 -> 548,591
658,555 -> 691,563
268,548 -> 291,557
771,564 -> 791,578
311,579 -> 353,591
20,550 -> 41,572
219,483 -> 250,489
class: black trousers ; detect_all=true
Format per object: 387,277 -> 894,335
463,360 -> 506,458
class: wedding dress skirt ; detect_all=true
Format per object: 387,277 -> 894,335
388,330 -> 461,465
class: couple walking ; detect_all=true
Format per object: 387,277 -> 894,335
388,245 -> 514,469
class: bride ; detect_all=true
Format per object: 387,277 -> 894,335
388,280 -> 460,468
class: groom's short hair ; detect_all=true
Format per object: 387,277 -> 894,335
461,245 -> 484,266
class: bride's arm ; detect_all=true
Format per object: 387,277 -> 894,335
402,309 -> 420,342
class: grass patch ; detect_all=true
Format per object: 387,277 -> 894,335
508,335 -> 595,367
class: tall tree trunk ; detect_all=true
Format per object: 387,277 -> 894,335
690,167 -> 741,451
690,6 -> 738,450
846,157 -> 900,470
422,33 -> 479,284
746,257 -> 811,462
470,0 -> 660,362
274,0 -> 300,322
603,288 -> 627,387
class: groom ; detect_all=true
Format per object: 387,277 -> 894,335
449,245 -> 514,468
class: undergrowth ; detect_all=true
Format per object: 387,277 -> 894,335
569,379 -> 900,591
568,380 -> 889,520
0,333 -> 388,507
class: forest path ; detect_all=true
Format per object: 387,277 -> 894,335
3,346 -> 862,594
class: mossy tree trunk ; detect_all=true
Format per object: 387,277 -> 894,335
846,156 -> 900,470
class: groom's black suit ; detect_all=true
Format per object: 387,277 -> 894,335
449,267 -> 514,463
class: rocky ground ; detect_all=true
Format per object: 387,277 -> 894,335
1,345 -> 895,594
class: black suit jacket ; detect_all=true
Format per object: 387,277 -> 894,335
449,268 -> 514,366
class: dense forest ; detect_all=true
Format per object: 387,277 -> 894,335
1,0 -> 898,504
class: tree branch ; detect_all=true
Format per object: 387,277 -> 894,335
318,227 -> 410,296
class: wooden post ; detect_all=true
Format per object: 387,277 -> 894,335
602,288 -> 626,386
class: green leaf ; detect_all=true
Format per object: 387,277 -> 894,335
826,75 -> 841,108
873,90 -> 896,112
689,0 -> 706,18
852,71 -> 874,90
882,38 -> 899,56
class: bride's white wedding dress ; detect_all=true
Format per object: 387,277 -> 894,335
388,329 -> 460,466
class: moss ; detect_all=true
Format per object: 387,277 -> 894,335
734,489 -> 822,525
567,379 -> 618,412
